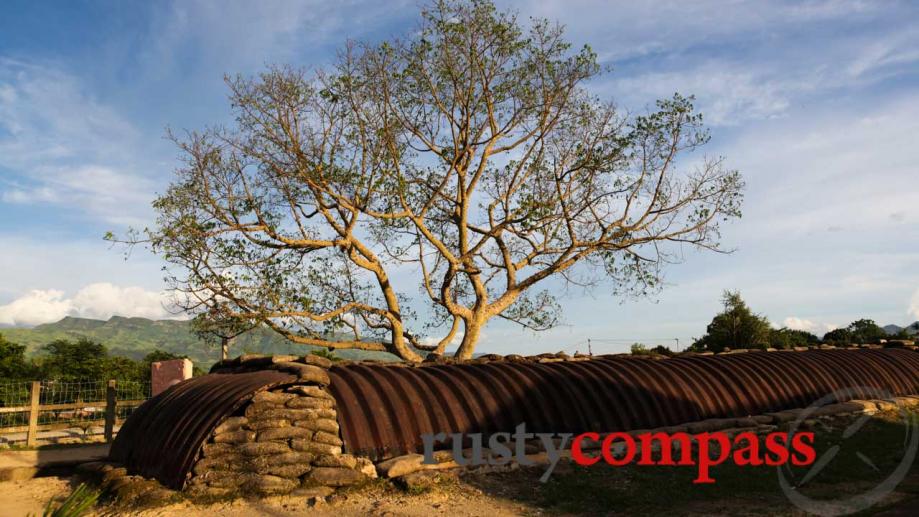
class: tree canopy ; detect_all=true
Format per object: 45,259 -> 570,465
768,327 -> 820,349
0,334 -> 35,380
822,319 -> 887,345
0,334 -> 201,383
124,0 -> 744,361
691,291 -> 771,353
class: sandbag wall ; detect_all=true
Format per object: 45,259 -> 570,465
109,347 -> 919,496
110,354 -> 374,496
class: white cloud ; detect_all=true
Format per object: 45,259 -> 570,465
0,290 -> 73,327
0,185 -> 58,204
516,0 -> 883,62
606,66 -> 806,125
517,1 -> 918,129
782,317 -> 837,335
419,332 -> 464,350
141,0 -> 411,78
70,283 -> 174,321
909,287 -> 919,321
0,59 -> 154,225
0,283 -> 177,327
846,27 -> 919,80
725,94 -> 919,240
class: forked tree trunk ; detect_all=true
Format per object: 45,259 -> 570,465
455,318 -> 483,361
390,320 -> 422,363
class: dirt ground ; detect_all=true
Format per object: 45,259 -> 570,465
0,475 -> 532,517
0,444 -> 109,471
4,467 -> 919,517
6,411 -> 919,516
0,476 -> 75,516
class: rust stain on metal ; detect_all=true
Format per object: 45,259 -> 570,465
110,370 -> 296,489
328,349 -> 919,460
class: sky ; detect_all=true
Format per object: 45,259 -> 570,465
1,0 -> 918,355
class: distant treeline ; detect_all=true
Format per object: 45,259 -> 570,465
629,291 -> 918,356
0,333 -> 202,384
684,291 -> 917,354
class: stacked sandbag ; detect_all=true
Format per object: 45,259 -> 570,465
186,354 -> 375,496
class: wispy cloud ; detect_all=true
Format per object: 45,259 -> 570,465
0,58 -> 154,225
605,65 -> 808,125
1,1 -> 918,350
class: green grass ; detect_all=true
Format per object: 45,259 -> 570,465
34,483 -> 100,517
464,411 -> 919,515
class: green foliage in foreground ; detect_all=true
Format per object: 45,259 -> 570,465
35,483 -> 99,517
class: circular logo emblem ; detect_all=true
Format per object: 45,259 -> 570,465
778,387 -> 918,516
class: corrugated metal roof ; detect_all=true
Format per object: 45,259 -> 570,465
109,370 -> 296,489
110,348 -> 919,485
327,349 -> 919,460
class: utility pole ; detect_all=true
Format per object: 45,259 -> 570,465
588,338 -> 593,357
675,338 -> 680,352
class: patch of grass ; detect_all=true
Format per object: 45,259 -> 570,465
34,483 -> 99,517
465,411 -> 919,515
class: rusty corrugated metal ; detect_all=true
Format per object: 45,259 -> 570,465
109,370 -> 296,489
327,349 -> 919,460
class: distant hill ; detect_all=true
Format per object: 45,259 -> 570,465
883,322 -> 919,336
0,316 -> 400,368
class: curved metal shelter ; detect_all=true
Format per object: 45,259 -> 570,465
109,348 -> 919,487
110,370 -> 296,489
327,349 -> 919,459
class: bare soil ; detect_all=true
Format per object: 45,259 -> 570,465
5,411 -> 919,516
0,476 -> 76,516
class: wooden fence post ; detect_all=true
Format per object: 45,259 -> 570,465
104,380 -> 117,443
26,381 -> 41,447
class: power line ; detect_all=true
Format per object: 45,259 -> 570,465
587,338 -> 682,342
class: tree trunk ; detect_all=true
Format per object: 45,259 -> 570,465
221,337 -> 230,361
454,318 -> 483,361
390,320 -> 422,363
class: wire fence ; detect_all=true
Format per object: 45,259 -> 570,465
0,379 -> 151,441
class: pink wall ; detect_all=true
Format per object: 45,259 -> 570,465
151,358 -> 194,396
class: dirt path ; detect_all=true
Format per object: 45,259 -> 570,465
1,475 -> 534,517
0,444 -> 110,470
132,487 -> 534,517
0,477 -> 76,516
5,472 -> 919,517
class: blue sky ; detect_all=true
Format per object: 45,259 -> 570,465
1,0 -> 918,355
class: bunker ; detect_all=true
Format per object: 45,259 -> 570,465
110,347 -> 919,494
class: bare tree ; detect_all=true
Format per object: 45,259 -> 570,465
122,0 -> 743,362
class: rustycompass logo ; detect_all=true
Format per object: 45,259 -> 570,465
421,423 -> 817,483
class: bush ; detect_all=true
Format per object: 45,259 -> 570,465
37,483 -> 99,517
823,319 -> 887,345
691,291 -> 771,353
768,328 -> 819,349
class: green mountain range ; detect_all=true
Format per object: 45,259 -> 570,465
0,316 -> 400,368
